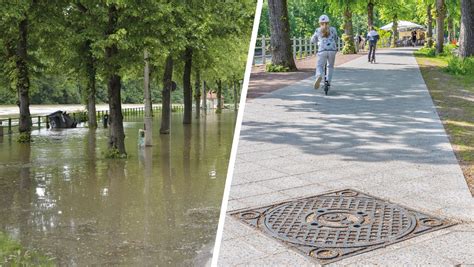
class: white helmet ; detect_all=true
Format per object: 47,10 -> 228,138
319,15 -> 330,23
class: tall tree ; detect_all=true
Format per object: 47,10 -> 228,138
379,0 -> 407,47
367,0 -> 376,30
268,0 -> 297,70
435,0 -> 446,53
83,40 -> 98,128
445,0 -> 460,44
0,2 -> 35,136
216,79 -> 223,114
194,69 -> 201,118
459,0 -> 474,57
16,17 -> 32,135
341,3 -> 356,54
160,55 -> 174,134
182,46 -> 193,124
426,1 -> 434,47
104,4 -> 126,155
72,2 -> 99,128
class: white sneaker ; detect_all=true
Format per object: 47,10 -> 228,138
313,76 -> 322,90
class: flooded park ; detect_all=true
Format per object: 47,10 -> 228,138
0,111 -> 235,265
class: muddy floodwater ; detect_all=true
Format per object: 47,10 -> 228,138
0,111 -> 235,266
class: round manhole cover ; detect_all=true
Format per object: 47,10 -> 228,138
262,191 -> 416,248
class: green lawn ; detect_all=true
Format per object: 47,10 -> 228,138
415,50 -> 474,195
1,232 -> 54,266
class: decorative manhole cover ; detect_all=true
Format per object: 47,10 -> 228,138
231,189 -> 454,264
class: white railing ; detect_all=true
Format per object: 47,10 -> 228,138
253,36 -> 345,65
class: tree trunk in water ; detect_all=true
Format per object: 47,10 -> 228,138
459,0 -> 474,58
105,4 -> 126,155
447,16 -> 454,42
202,80 -> 207,115
367,1 -> 374,31
426,4 -> 434,47
436,0 -> 446,54
268,0 -> 297,70
391,16 -> 399,47
17,18 -> 32,134
194,69 -> 201,119
233,80 -> 238,111
160,55 -> 173,134
216,80 -> 222,114
143,49 -> 152,146
342,6 -> 356,54
182,46 -> 193,124
84,40 -> 97,128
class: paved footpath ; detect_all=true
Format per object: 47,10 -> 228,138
218,47 -> 474,266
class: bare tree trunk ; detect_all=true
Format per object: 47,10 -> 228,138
17,18 -> 32,134
436,0 -> 446,54
391,16 -> 399,47
233,80 -> 238,112
426,4 -> 434,47
216,79 -> 222,114
194,69 -> 201,119
182,46 -> 193,124
342,6 -> 356,54
367,0 -> 374,31
459,0 -> 474,57
160,55 -> 173,134
202,80 -> 207,114
447,16 -> 454,42
268,0 -> 297,70
143,49 -> 152,146
105,4 -> 126,155
84,40 -> 97,128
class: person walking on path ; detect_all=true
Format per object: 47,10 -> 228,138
358,34 -> 365,51
310,15 -> 338,90
411,30 -> 417,47
367,27 -> 379,63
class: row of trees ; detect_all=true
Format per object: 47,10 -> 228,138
0,76 -> 238,105
0,1 -> 254,156
265,0 -> 474,70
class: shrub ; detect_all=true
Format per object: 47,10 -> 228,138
416,47 -> 436,57
442,44 -> 458,56
341,34 -> 356,54
0,232 -> 54,266
266,63 -> 290,72
17,132 -> 31,143
103,148 -> 127,159
425,37 -> 434,48
445,56 -> 474,76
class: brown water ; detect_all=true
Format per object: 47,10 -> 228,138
0,112 -> 235,266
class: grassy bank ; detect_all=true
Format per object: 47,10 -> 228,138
1,232 -> 54,266
414,49 -> 474,195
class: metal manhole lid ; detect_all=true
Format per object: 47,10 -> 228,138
231,189 -> 455,265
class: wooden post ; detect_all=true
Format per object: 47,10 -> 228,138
292,37 -> 296,59
309,38 -> 312,55
202,80 -> 207,114
37,116 -> 41,128
144,49 -> 152,146
298,37 -> 302,58
8,118 -> 12,134
262,35 -> 266,65
0,121 -> 3,136
46,116 -> 49,128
